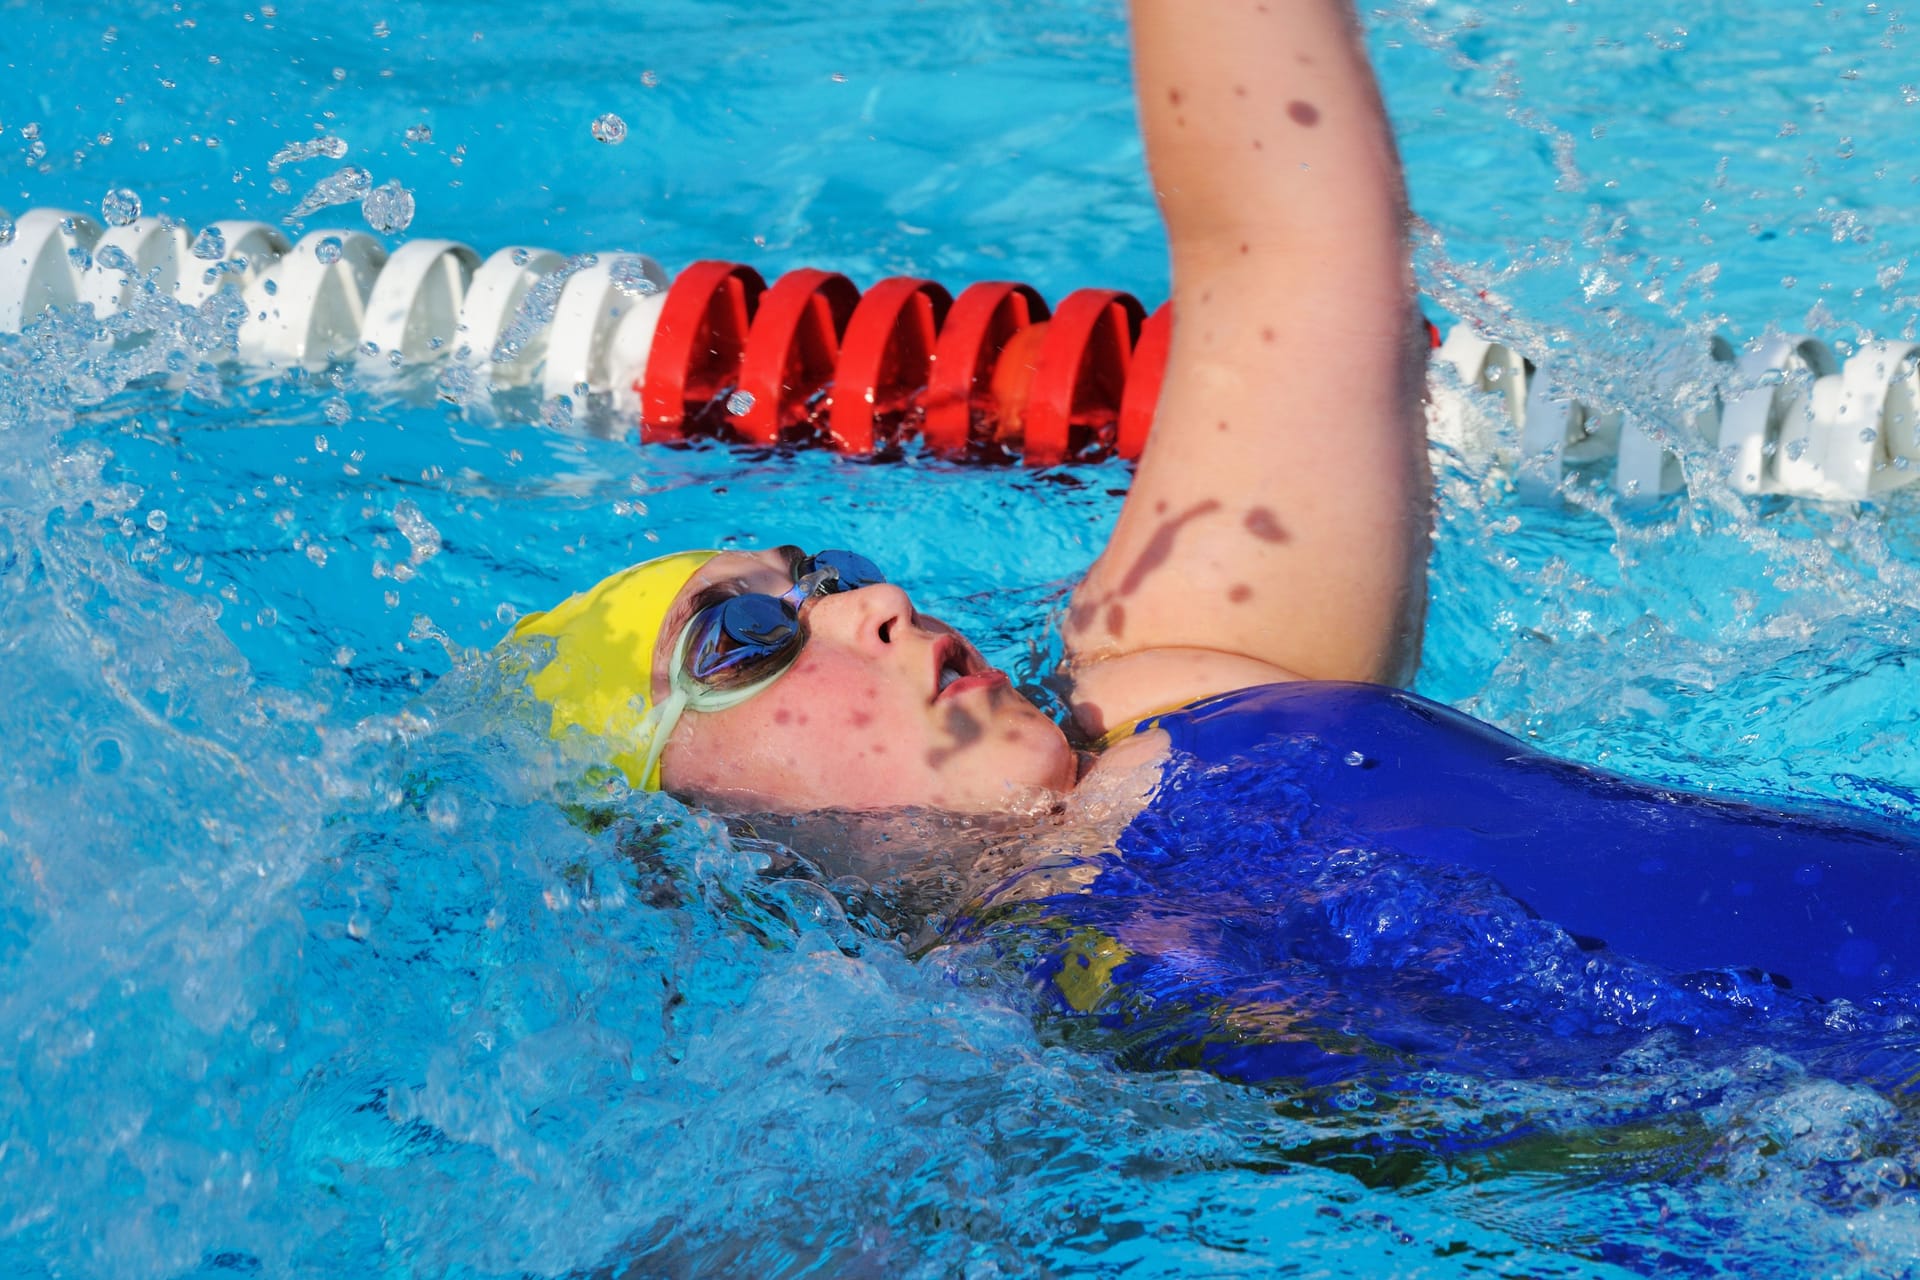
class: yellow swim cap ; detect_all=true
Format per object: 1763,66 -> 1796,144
511,549 -> 719,790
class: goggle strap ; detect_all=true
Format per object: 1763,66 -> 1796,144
637,685 -> 690,792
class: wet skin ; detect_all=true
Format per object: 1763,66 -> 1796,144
649,550 -> 1079,813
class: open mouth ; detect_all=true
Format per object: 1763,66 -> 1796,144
932,636 -> 1005,702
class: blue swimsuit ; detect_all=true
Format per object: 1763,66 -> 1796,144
950,683 -> 1920,1084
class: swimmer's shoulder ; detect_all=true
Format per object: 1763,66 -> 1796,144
1063,645 -> 1304,747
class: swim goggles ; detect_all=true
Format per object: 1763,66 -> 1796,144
633,549 -> 887,788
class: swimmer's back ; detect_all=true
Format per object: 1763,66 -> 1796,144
1141,682 -> 1920,1002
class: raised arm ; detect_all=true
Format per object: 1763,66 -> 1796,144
1062,0 -> 1430,740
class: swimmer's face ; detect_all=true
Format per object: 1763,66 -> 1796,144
651,549 -> 1077,812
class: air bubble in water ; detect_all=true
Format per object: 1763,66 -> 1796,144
315,235 -> 343,265
146,509 -> 168,532
362,179 -> 415,234
101,187 -> 141,226
324,396 -> 351,425
726,390 -> 755,416
191,226 -> 226,260
591,113 -> 628,144
496,602 -> 518,626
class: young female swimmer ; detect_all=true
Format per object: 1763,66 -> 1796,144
510,0 -> 1920,1057
520,0 -> 1426,810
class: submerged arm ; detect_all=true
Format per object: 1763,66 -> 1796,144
1064,0 -> 1429,739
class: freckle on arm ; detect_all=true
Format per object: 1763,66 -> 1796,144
1288,100 -> 1320,127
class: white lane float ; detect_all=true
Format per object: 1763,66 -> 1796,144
4,202 -> 1919,498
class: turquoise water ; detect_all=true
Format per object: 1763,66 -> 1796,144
6,1 -> 1920,1275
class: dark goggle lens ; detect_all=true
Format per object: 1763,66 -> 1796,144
687,595 -> 799,684
682,551 -> 886,688
804,549 -> 886,591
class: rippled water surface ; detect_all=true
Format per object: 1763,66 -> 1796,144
6,1 -> 1920,1276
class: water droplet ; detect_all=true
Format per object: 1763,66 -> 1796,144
394,499 -> 442,565
591,112 -> 628,144
315,235 -> 343,264
191,226 -> 226,260
1860,427 -> 1879,444
1785,437 -> 1809,461
544,395 -> 575,429
1344,750 -> 1367,766
0,215 -> 13,247
641,70 -> 660,87
95,244 -> 134,273
511,247 -> 530,266
361,178 -> 415,233
405,123 -> 432,143
263,277 -> 278,296
257,606 -> 278,628
726,390 -> 755,416
324,397 -> 351,425
496,601 -> 518,626
287,164 -> 370,219
333,645 -> 356,667
101,187 -> 141,226
20,121 -> 40,140
609,256 -> 661,296
146,509 -> 168,532
66,246 -> 92,271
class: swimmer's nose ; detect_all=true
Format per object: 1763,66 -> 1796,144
804,581 -> 917,651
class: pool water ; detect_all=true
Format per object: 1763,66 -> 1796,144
6,1 -> 1920,1275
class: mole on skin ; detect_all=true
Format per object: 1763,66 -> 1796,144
1288,100 -> 1320,126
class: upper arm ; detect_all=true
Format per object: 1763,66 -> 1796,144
1063,0 -> 1430,740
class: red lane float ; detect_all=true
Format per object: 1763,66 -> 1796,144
830,276 -> 953,454
734,268 -> 861,445
1018,289 -> 1146,467
637,261 -> 1446,463
639,260 -> 764,444
1118,302 -> 1172,461
926,282 -> 1051,457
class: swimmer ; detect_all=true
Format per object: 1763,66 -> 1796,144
510,0 -> 1920,1072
